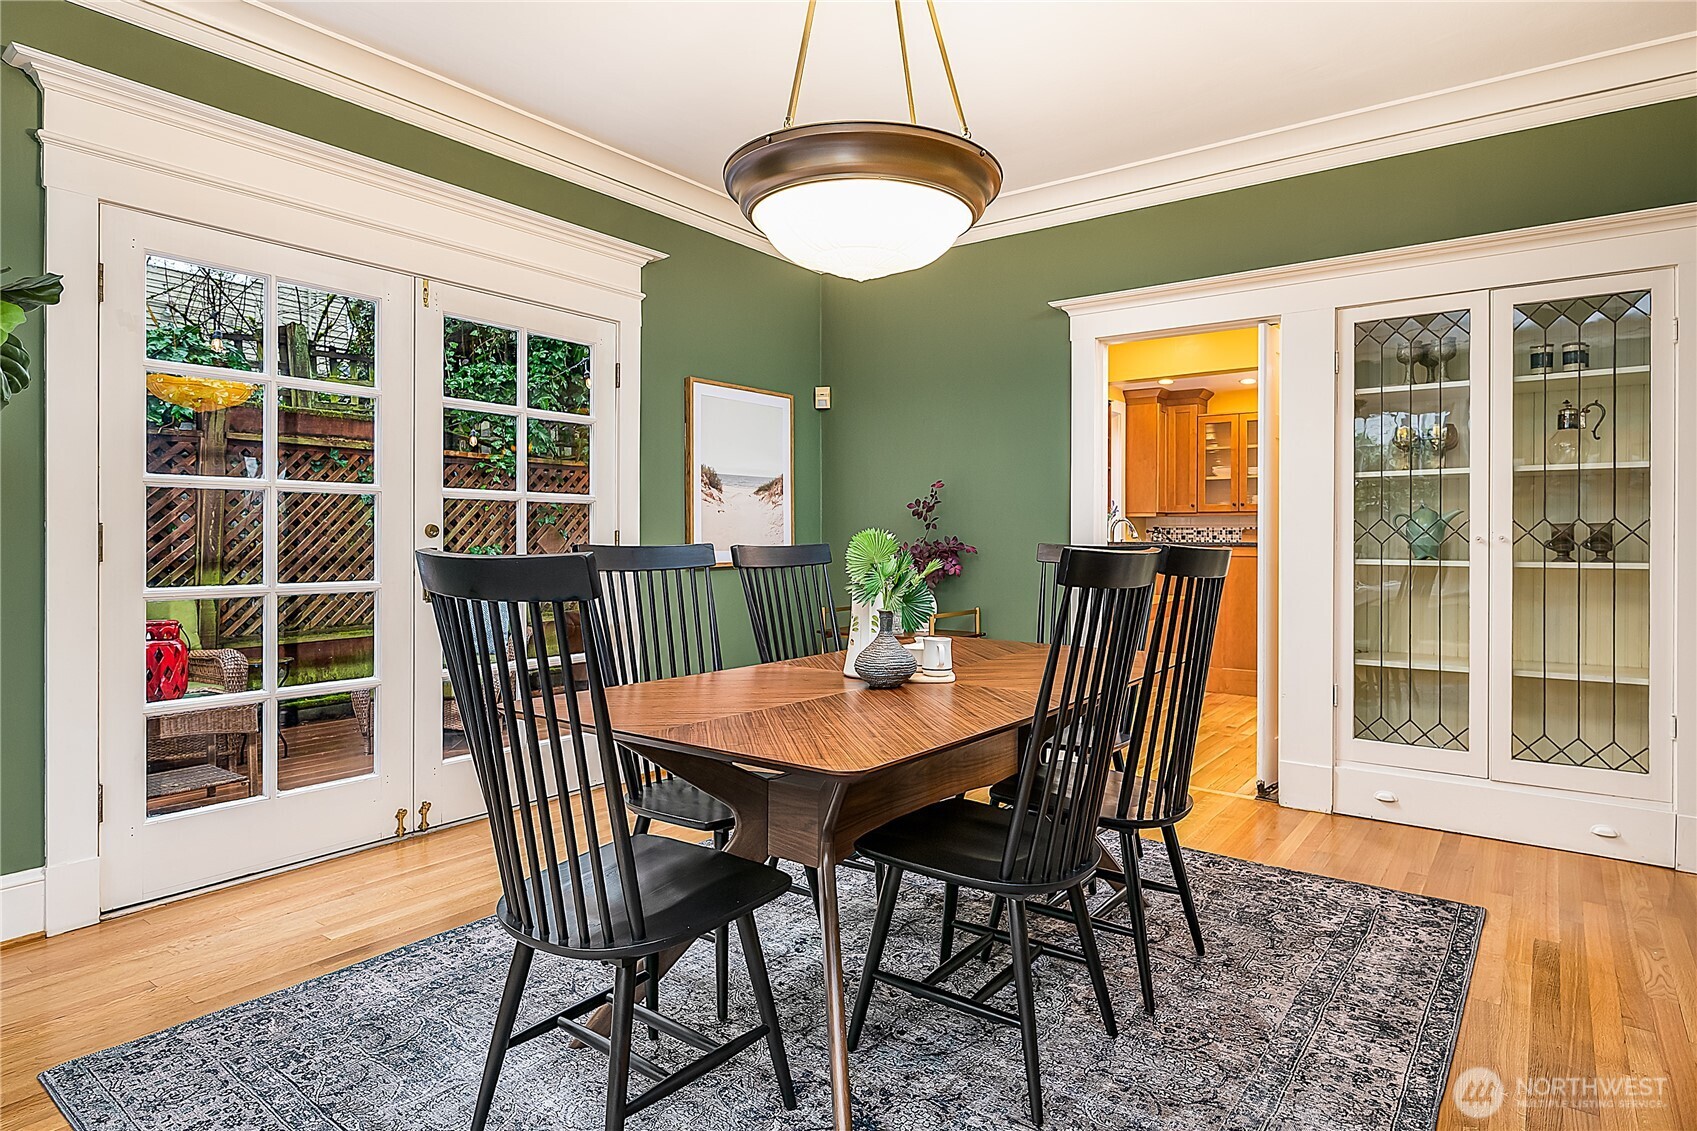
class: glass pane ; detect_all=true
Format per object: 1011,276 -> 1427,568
145,256 -> 264,371
278,492 -> 375,583
1201,418 -> 1235,508
444,409 -> 517,490
527,333 -> 591,414
527,419 -> 590,494
279,690 -> 375,790
147,702 -> 264,817
146,487 -> 265,588
443,317 -> 517,406
277,283 -> 375,386
279,391 -> 376,484
527,500 -> 590,555
1351,308 -> 1472,751
145,597 -> 264,699
280,591 -> 374,685
445,496 -> 517,555
145,383 -> 264,478
1510,291 -> 1651,773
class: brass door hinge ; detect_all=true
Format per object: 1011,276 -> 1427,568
421,279 -> 431,308
615,361 -> 622,389
613,528 -> 621,545
97,263 -> 105,302
97,522 -> 104,563
97,783 -> 104,823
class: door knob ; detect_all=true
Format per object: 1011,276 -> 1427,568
424,523 -> 441,538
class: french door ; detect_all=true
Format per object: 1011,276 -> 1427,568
98,213 -> 623,909
412,281 -> 619,826
99,209 -> 415,909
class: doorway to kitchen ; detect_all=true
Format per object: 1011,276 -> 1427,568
1103,322 -> 1279,799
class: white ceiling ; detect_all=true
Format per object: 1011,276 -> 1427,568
117,1 -> 1697,248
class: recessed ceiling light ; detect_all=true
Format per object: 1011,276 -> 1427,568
1157,378 -> 1175,386
1240,377 -> 1258,385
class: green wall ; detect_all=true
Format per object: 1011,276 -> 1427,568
819,98 -> 1697,642
0,1 -> 823,873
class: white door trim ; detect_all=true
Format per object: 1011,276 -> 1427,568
23,48 -> 655,932
1053,204 -> 1696,871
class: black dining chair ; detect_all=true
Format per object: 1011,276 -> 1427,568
416,550 -> 796,1131
847,546 -> 1159,1127
1086,544 -> 1230,1010
972,544 -> 1230,1013
1034,542 -> 1064,644
729,543 -> 845,662
577,542 -> 737,1022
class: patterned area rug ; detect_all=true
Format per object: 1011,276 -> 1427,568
41,844 -> 1483,1131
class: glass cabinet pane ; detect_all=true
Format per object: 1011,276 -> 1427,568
1509,291 -> 1651,773
1200,416 -> 1236,510
1350,309 -> 1472,750
1244,417 -> 1259,507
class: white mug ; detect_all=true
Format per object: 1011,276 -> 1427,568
921,635 -> 953,673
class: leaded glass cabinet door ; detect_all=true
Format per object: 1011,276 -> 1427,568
1488,272 -> 1673,802
1340,294 -> 1489,775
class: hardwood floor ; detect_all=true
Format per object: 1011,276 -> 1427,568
4,692 -> 1693,1130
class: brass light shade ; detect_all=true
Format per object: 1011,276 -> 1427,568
724,121 -> 1002,226
726,1 -> 1003,282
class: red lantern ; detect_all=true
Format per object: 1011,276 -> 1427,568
145,620 -> 189,702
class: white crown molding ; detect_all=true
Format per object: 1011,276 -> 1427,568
67,0 -> 773,254
1052,203 -> 1697,318
974,34 -> 1696,244
5,43 -> 666,299
54,1 -> 1697,258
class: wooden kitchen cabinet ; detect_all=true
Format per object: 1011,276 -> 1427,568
1198,411 -> 1257,513
1207,545 -> 1257,695
1122,388 -> 1210,515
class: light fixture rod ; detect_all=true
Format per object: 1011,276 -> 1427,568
783,0 -> 819,129
894,1 -> 917,125
926,0 -> 970,138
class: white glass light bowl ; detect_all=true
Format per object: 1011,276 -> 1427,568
751,178 -> 973,282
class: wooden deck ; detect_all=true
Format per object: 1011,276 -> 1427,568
6,692 -> 1695,1130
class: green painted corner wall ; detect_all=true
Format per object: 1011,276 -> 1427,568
819,98 -> 1697,647
0,1 -> 823,873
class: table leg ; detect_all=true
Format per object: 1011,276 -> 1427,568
814,853 -> 854,1131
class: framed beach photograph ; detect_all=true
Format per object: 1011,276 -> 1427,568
686,377 -> 794,565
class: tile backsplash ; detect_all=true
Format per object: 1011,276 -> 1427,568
1145,522 -> 1256,544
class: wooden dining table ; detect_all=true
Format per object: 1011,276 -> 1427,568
595,636 -> 1060,1131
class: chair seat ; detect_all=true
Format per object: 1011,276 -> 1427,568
497,833 -> 789,959
855,797 -> 1094,896
987,769 -> 1194,828
625,775 -> 735,831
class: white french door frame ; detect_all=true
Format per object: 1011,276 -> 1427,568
25,47 -> 659,933
413,280 -> 620,827
1333,290 -> 1492,779
1054,204 -> 1696,871
97,209 -> 418,909
1486,268 -> 1676,804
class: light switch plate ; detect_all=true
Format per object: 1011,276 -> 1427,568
814,386 -> 831,410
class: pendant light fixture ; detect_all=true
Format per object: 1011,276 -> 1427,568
724,0 -> 1002,282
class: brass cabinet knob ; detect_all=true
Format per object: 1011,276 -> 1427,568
423,523 -> 441,538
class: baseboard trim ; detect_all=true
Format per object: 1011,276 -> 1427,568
1276,759 -> 1332,814
1,869 -> 46,942
1677,813 -> 1696,874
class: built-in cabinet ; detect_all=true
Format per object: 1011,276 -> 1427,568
1123,388 -> 1258,516
1199,411 -> 1258,513
1340,270 -> 1674,845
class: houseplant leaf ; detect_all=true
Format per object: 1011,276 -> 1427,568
0,300 -> 24,340
0,272 -> 64,311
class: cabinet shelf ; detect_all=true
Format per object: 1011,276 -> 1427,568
1513,461 -> 1649,473
1355,558 -> 1468,568
1355,466 -> 1469,478
1355,379 -> 1470,398
1513,365 -> 1649,385
1513,560 -> 1648,571
1354,652 -> 1468,674
1511,662 -> 1649,686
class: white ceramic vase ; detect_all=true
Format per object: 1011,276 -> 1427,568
843,599 -> 881,676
